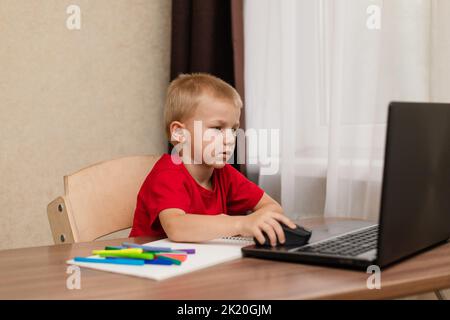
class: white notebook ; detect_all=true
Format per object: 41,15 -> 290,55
67,236 -> 254,281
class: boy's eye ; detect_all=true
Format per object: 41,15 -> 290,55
209,127 -> 239,136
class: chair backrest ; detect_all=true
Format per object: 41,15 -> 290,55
47,155 -> 160,244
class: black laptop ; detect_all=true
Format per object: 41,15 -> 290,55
242,102 -> 450,270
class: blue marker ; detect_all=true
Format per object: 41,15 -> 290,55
74,257 -> 145,266
144,259 -> 174,266
104,257 -> 174,266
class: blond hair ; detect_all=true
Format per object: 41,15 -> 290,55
164,73 -> 243,139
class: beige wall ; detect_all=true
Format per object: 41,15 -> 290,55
0,0 -> 171,250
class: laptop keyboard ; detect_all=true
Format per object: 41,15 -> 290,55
294,225 -> 379,257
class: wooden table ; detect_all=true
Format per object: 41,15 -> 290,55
1,218 -> 449,299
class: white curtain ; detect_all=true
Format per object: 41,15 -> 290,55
244,0 -> 450,221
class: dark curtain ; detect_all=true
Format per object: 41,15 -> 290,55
170,0 -> 246,175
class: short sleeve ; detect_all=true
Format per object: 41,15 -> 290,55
140,169 -> 191,220
225,165 -> 264,215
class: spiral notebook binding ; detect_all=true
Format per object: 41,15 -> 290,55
220,236 -> 254,243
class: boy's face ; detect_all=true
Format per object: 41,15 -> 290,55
178,93 -> 240,169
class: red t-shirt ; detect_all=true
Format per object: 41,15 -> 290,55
129,153 -> 265,237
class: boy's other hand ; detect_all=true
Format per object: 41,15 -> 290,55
237,210 -> 297,246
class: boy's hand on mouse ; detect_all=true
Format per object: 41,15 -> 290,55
237,210 -> 297,246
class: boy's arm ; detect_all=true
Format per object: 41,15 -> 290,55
159,193 -> 295,245
252,192 -> 284,214
159,209 -> 242,242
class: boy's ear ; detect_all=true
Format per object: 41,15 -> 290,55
170,121 -> 186,143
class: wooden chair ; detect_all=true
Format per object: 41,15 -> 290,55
47,155 -> 161,244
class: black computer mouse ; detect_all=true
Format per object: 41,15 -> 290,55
254,223 -> 312,247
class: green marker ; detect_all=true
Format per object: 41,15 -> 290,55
104,246 -> 126,250
93,249 -> 142,255
95,251 -> 154,260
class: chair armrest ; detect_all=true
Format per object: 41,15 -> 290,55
47,196 -> 76,244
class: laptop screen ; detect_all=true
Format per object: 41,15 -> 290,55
377,102 -> 450,267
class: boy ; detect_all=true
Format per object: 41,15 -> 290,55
130,73 -> 296,246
